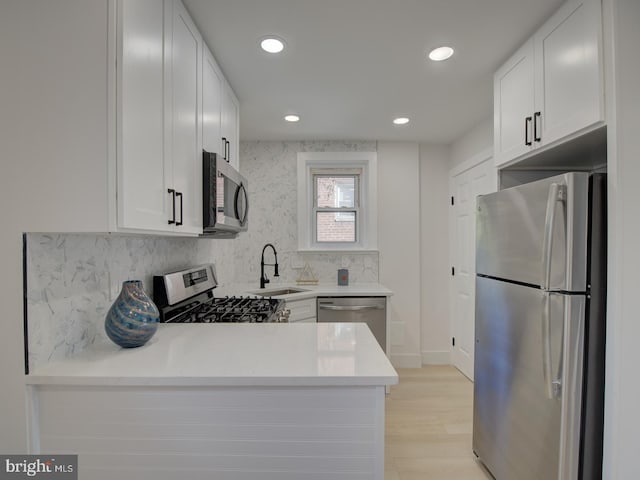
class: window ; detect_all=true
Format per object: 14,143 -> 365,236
314,173 -> 359,242
297,152 -> 377,251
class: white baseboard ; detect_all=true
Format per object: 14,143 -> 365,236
421,350 -> 452,365
389,353 -> 422,369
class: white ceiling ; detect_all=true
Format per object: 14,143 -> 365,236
184,0 -> 564,144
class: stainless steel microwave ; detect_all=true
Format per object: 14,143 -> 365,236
202,151 -> 248,237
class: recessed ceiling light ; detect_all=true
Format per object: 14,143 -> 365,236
393,117 -> 410,125
260,37 -> 285,54
428,46 -> 454,62
284,114 -> 300,122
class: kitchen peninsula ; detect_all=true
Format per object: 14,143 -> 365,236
26,322 -> 397,480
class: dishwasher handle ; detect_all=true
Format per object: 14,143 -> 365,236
318,304 -> 384,311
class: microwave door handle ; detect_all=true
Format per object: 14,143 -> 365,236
241,184 -> 249,224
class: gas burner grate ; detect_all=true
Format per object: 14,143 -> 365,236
162,296 -> 286,323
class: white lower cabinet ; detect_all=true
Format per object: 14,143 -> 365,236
286,298 -> 317,323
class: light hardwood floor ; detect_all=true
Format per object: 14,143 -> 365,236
385,366 -> 493,480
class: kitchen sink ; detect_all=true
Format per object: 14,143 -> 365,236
249,287 -> 309,297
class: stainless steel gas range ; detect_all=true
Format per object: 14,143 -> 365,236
153,264 -> 289,324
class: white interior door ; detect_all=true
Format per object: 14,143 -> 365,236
451,158 -> 495,380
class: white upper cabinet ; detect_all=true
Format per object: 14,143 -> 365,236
222,82 -> 240,170
117,0 -> 171,232
167,0 -> 202,234
117,0 -> 201,234
116,0 -> 239,235
494,40 -> 535,164
202,44 -> 223,156
202,46 -> 240,170
15,0 -> 237,236
494,0 -> 604,168
534,0 -> 603,146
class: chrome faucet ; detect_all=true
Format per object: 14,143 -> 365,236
260,243 -> 279,288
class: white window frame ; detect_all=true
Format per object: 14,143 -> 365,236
297,152 -> 378,252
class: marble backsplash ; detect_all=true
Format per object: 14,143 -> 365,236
234,141 -> 379,285
24,233 -> 235,371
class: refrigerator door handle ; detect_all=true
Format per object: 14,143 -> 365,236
541,183 -> 566,290
542,293 -> 555,399
542,293 -> 563,399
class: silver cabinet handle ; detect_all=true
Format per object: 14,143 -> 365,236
541,183 -> 566,290
318,304 -> 383,311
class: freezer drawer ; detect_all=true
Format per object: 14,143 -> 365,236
476,172 -> 589,291
473,276 -> 585,480
317,297 -> 386,353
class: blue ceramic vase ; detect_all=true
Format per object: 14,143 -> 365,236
105,280 -> 159,348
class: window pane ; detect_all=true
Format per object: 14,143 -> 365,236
316,176 -> 356,208
316,211 -> 356,242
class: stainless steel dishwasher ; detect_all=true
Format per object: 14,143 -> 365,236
317,297 -> 386,353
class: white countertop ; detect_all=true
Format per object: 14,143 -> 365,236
216,282 -> 393,300
26,323 -> 398,387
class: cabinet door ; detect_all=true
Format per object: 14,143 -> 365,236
222,83 -> 240,169
534,0 -> 603,146
286,298 -> 317,323
169,0 -> 202,233
493,40 -> 535,168
117,0 -> 172,232
202,45 -> 223,155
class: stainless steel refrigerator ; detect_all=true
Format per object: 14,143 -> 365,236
473,172 -> 606,480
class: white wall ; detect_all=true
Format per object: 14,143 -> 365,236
449,117 -> 493,169
419,145 -> 451,364
377,143 -> 422,368
0,0 -> 112,451
602,0 -> 640,478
